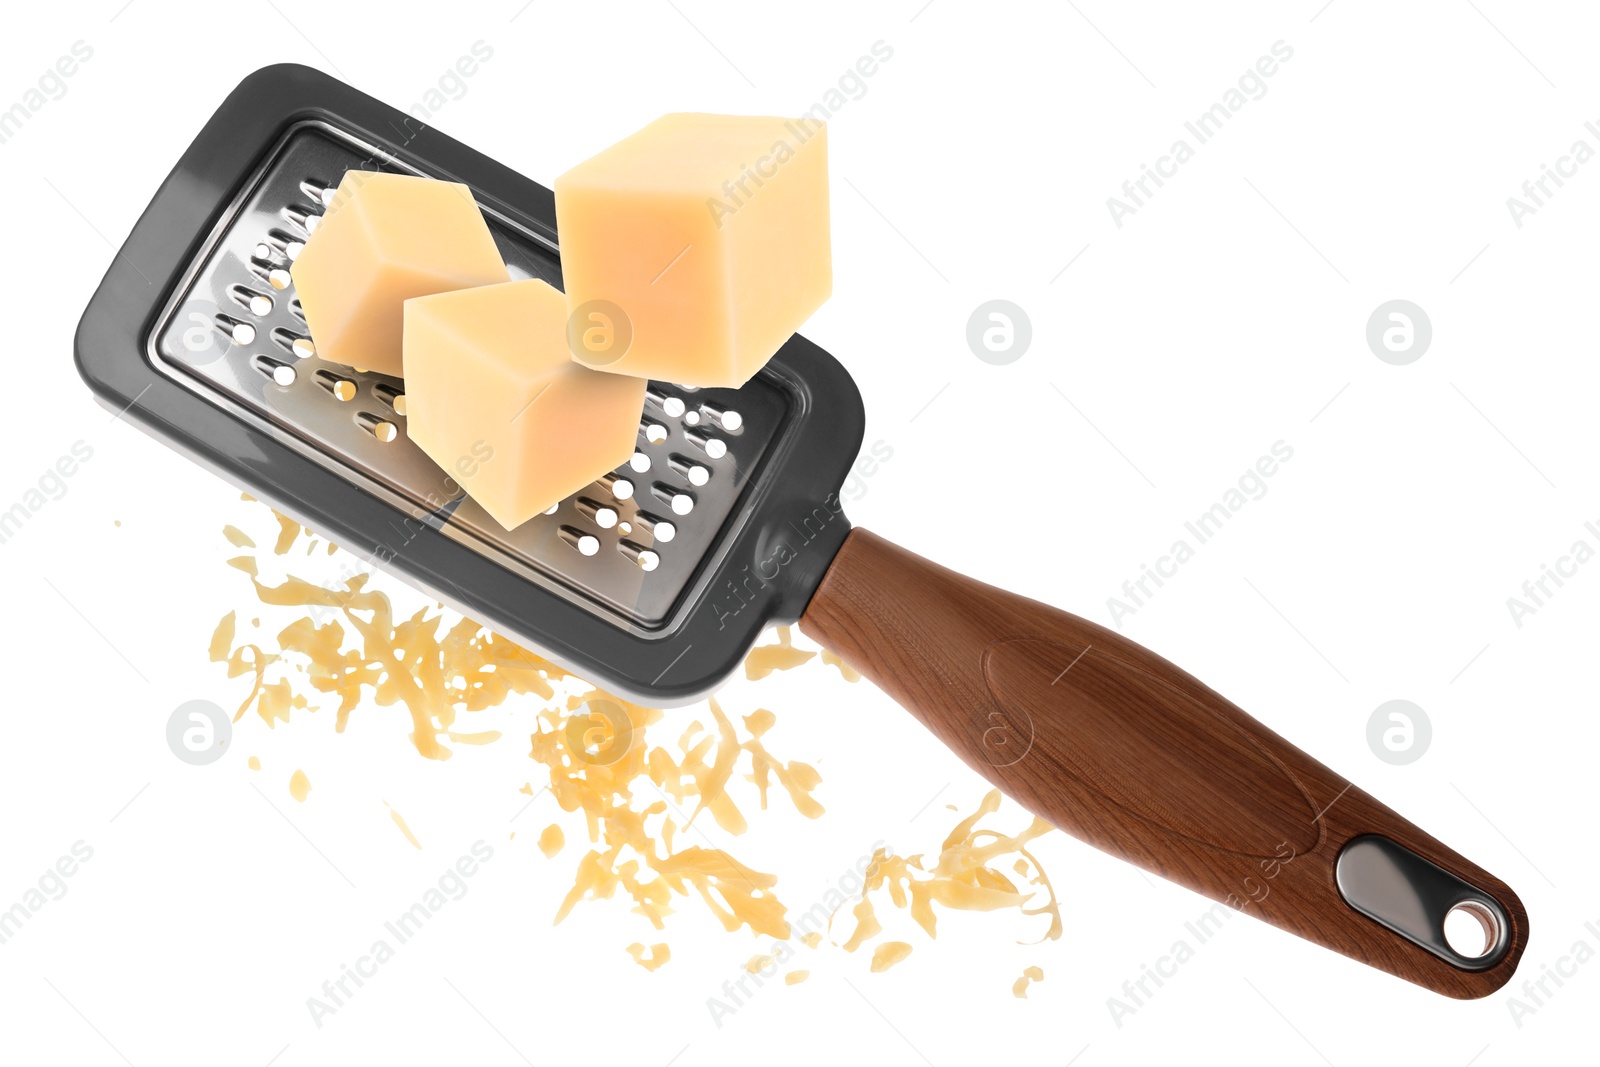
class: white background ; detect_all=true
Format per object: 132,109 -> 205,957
1,1 -> 1596,1064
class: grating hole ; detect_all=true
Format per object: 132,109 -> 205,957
283,205 -> 321,235
705,438 -> 727,459
629,452 -> 652,473
576,497 -> 619,529
619,541 -> 660,571
701,405 -> 743,432
651,482 -> 693,513
560,526 -> 600,556
226,320 -> 256,345
272,328 -> 314,358
159,135 -> 788,626
272,365 -> 296,386
373,385 -> 406,415
358,413 -> 398,443
635,513 -> 678,543
249,295 -> 273,316
317,370 -> 356,401
1443,902 -> 1499,959
668,453 -> 711,486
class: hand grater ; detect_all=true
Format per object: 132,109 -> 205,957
77,65 -> 1527,999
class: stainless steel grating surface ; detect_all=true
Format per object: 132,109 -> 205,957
148,122 -> 788,628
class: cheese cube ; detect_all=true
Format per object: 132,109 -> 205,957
292,171 -> 509,376
316,168 -> 373,222
554,113 -> 831,388
403,279 -> 647,530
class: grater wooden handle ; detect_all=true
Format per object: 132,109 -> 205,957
799,528 -> 1527,998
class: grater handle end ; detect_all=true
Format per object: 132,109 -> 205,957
799,528 -> 1528,999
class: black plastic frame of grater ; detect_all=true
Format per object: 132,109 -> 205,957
73,63 -> 865,706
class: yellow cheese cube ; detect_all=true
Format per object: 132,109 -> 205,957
291,171 -> 509,376
403,279 -> 647,530
554,113 -> 831,388
316,168 -> 373,222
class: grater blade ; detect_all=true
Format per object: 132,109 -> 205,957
77,64 -> 864,704
151,122 -> 786,629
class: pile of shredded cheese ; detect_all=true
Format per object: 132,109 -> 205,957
826,788 -> 1063,978
207,501 -> 1061,988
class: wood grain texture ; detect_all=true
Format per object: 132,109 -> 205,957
799,529 -> 1528,999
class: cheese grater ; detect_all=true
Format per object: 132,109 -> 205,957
77,65 -> 1527,999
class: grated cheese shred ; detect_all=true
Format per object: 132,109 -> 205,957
207,504 -> 1063,985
